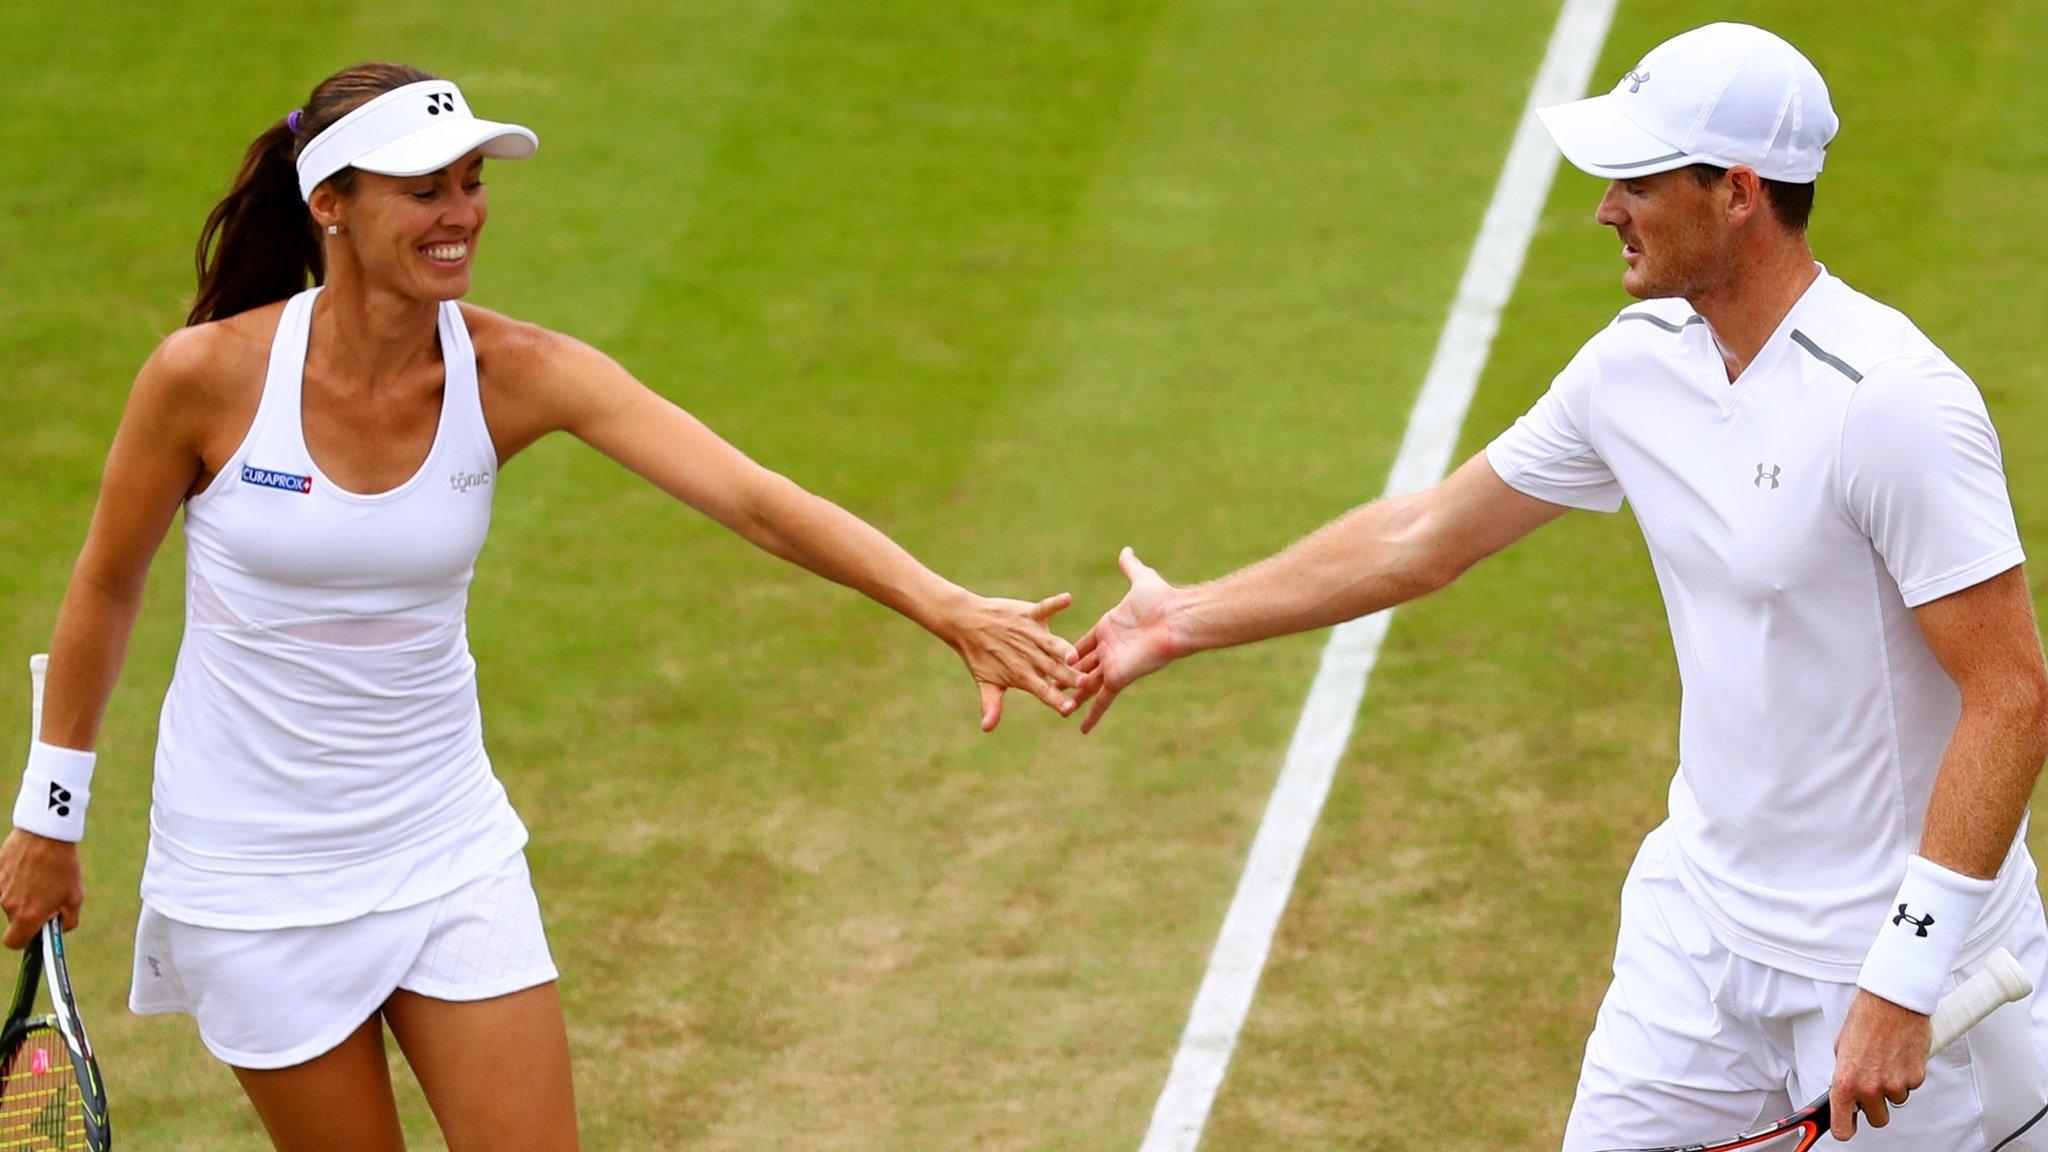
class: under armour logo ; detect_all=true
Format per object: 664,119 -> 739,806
46,783 -> 70,817
1626,70 -> 1651,93
1754,463 -> 1781,489
426,92 -> 457,115
1893,904 -> 1935,937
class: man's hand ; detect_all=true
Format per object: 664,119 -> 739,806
1830,989 -> 1933,1141
0,828 -> 83,950
1070,548 -> 1182,734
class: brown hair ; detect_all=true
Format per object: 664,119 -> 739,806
1688,163 -> 1816,234
187,62 -> 439,326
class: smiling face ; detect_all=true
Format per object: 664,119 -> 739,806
1595,166 -> 1738,301
310,150 -> 489,302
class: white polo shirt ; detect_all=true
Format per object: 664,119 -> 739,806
1486,269 -> 2031,981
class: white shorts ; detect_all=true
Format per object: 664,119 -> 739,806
130,852 -> 558,1070
1563,825 -> 2048,1151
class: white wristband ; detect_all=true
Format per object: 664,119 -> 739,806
1857,854 -> 1996,1015
13,741 -> 94,843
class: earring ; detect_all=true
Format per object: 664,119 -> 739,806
326,224 -> 340,236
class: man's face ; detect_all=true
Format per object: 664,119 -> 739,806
1595,167 -> 1736,300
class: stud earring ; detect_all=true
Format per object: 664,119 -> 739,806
326,224 -> 340,236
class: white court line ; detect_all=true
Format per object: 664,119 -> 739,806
1135,2 -> 1620,1149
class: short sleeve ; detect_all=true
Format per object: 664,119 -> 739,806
1839,359 -> 2025,607
1484,337 -> 1624,513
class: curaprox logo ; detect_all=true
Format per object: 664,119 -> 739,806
242,465 -> 314,494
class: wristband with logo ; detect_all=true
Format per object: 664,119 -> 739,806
12,741 -> 94,843
1857,854 -> 1996,1015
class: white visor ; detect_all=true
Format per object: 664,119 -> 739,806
295,80 -> 537,201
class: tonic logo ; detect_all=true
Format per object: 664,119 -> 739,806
47,783 -> 71,817
1754,463 -> 1781,490
242,465 -> 314,494
1626,70 -> 1651,93
450,468 -> 493,494
426,92 -> 457,115
1893,904 -> 1935,937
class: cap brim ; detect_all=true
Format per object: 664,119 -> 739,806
349,118 -> 538,179
1536,95 -> 1696,179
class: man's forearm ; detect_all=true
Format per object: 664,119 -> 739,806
1918,694 -> 2048,879
1165,491 -> 1455,657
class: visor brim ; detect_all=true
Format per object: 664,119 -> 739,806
348,118 -> 538,179
1536,95 -> 1696,180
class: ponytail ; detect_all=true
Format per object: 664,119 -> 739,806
187,118 -> 321,326
187,61 -> 439,327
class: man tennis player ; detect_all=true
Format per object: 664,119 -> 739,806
1072,23 -> 2048,1149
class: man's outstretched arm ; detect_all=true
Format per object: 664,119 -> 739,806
1070,452 -> 1570,732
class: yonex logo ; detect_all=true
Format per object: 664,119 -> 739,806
450,468 -> 492,494
1893,904 -> 1935,937
1754,463 -> 1781,490
426,92 -> 457,115
1625,70 -> 1651,93
242,465 -> 314,494
47,783 -> 71,817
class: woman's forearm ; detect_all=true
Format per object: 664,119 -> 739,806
36,567 -> 150,752
732,470 -> 972,642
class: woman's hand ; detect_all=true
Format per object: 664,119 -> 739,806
946,592 -> 1081,731
0,829 -> 83,949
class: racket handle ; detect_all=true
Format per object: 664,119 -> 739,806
28,653 -> 48,745
1929,947 -> 2032,1054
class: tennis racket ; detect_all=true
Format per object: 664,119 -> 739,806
0,654 -> 110,1151
1602,946 -> 2033,1152
0,925 -> 110,1151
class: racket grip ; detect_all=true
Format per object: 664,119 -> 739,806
1929,947 -> 2032,1055
28,653 -> 48,745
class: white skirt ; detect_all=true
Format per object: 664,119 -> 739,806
130,851 -> 558,1070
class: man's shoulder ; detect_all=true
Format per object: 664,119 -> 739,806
1790,277 -> 1955,385
1560,299 -> 1702,376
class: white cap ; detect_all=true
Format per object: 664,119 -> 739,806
296,79 -> 537,201
1536,23 -> 1836,183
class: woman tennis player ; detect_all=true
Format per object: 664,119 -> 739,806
0,62 -> 1079,1150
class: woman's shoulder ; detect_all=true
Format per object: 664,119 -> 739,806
140,302 -> 285,410
460,303 -> 612,387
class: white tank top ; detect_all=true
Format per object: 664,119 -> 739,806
143,286 -> 527,929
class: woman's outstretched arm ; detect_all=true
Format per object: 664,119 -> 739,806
486,321 -> 1079,730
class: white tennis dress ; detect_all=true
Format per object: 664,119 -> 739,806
129,287 -> 556,1068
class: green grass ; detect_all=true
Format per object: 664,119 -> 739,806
1,2 -> 2044,1149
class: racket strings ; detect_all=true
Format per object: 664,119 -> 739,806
0,1030 -> 85,1151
